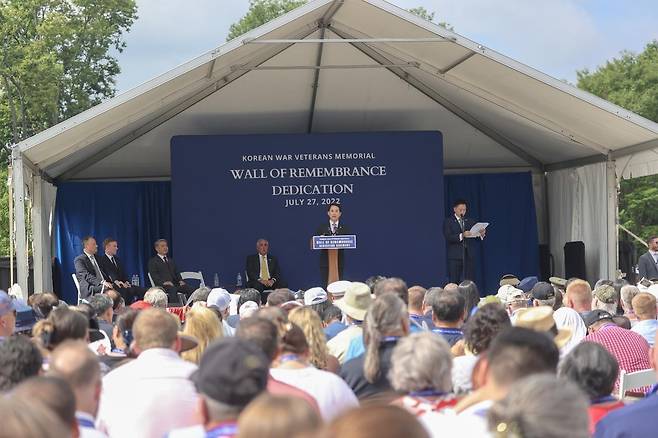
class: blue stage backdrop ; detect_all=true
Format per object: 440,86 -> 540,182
55,182 -> 171,303
171,132 -> 446,290
444,172 -> 539,295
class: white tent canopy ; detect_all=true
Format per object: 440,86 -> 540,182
12,0 -> 658,295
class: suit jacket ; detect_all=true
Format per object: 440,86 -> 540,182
98,254 -> 127,283
443,216 -> 475,260
638,251 -> 658,280
147,255 -> 182,286
74,253 -> 104,299
315,222 -> 351,268
246,254 -> 282,283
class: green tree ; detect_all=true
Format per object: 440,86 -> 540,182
227,0 -> 306,41
408,6 -> 453,30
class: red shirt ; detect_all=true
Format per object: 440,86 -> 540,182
584,324 -> 651,393
589,400 -> 625,434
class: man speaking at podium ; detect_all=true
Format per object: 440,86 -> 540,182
316,203 -> 351,286
444,199 -> 485,284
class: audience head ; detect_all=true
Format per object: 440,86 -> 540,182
565,279 -> 592,312
612,279 -> 629,314
620,284 -> 640,315
144,287 -> 168,308
11,376 -> 78,436
0,335 -> 43,392
33,306 -> 88,351
364,275 -> 386,293
481,327 -> 559,390
530,282 -> 556,308
0,290 -> 17,337
322,405 -> 429,438
182,306 -> 222,364
82,235 -> 98,254
407,286 -> 427,314
431,288 -> 466,326
192,338 -> 269,423
255,306 -> 288,336
373,277 -> 409,304
237,288 -> 262,309
487,374 -> 589,438
236,317 -> 279,361
0,397 -> 72,438
106,289 -> 125,314
103,237 -> 118,255
323,305 -> 342,324
592,284 -> 619,315
336,282 -> 372,323
237,394 -> 321,438
463,303 -> 511,355
206,288 -> 231,318
188,286 -> 212,306
304,287 -> 331,318
154,238 -> 168,255
632,292 -> 657,321
267,289 -> 295,307
423,287 -> 442,315
88,294 -> 114,322
240,301 -> 259,319
559,342 -> 618,400
112,308 -> 138,354
289,306 -> 329,370
514,306 -> 572,349
31,292 -> 60,319
583,309 -> 615,333
364,293 -> 409,383
458,280 -> 480,319
132,308 -> 180,354
279,322 -> 309,357
389,332 -> 452,394
50,340 -> 102,416
327,281 -> 351,300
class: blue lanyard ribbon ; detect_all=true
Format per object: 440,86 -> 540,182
206,423 -> 238,438
433,328 -> 462,335
408,389 -> 447,398
591,395 -> 617,405
382,336 -> 400,343
279,354 -> 301,364
77,417 -> 96,429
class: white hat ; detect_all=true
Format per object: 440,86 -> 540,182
304,287 -> 328,306
496,284 -> 517,303
207,288 -> 231,311
239,301 -> 259,319
327,281 -> 352,298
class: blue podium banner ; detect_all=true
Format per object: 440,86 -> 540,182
312,235 -> 357,250
171,132 -> 445,289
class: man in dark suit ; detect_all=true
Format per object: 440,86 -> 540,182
443,199 -> 485,284
97,238 -> 146,304
638,235 -> 658,281
73,236 -> 113,300
245,239 -> 285,296
315,202 -> 351,287
147,239 -> 193,303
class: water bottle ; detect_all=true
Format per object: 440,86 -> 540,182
213,273 -> 220,287
236,273 -> 243,287
132,274 -> 139,286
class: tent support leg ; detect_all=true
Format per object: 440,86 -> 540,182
606,159 -> 619,280
11,149 -> 29,298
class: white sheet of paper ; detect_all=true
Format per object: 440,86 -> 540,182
466,222 -> 489,238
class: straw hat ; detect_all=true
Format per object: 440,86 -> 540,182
335,282 -> 372,321
514,306 -> 572,348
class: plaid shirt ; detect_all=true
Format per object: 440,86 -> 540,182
584,324 -> 651,392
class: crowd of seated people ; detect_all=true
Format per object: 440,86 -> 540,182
3,268 -> 658,438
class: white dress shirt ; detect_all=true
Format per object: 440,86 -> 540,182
651,250 -> 658,264
76,411 -> 108,438
97,348 -> 200,438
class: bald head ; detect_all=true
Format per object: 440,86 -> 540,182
133,308 -> 179,351
566,280 -> 592,313
50,340 -> 102,416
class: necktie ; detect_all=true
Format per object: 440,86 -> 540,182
163,255 -> 168,263
331,223 -> 336,234
90,256 -> 103,280
111,257 -> 117,268
458,217 -> 464,232
259,255 -> 270,281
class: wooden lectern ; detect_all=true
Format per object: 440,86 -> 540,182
312,235 -> 357,285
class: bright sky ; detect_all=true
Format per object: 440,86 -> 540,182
114,0 -> 658,93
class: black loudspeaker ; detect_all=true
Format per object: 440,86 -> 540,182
564,241 -> 586,280
538,244 -> 552,281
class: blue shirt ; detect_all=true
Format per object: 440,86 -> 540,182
631,319 -> 658,346
409,314 -> 434,332
432,327 -> 463,346
324,321 -> 347,341
594,385 -> 658,438
344,335 -> 365,363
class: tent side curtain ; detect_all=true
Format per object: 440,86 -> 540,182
32,176 -> 57,294
547,162 -> 608,283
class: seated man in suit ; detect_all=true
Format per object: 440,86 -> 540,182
98,238 -> 146,304
73,236 -> 112,300
246,239 -> 285,296
638,235 -> 658,281
147,239 -> 193,303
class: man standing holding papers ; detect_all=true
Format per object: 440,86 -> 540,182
443,199 -> 486,284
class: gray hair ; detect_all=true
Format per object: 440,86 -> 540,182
363,293 -> 407,383
144,287 -> 168,308
203,395 -> 242,420
593,300 -> 618,315
534,297 -> 556,308
256,238 -> 268,245
389,332 -> 452,393
487,374 -> 589,438
188,286 -> 211,304
423,287 -> 443,311
88,294 -> 113,316
620,285 -> 640,312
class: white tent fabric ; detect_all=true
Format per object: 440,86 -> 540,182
10,0 -> 658,293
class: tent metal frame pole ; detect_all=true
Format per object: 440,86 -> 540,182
233,63 -> 417,70
11,149 -> 28,297
244,37 -> 450,44
544,154 -> 607,172
606,159 -> 619,279
331,26 -> 544,170
308,26 -> 326,133
57,26 -> 320,181
610,137 -> 658,159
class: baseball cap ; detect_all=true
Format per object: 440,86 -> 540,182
583,309 -> 614,327
531,282 -> 555,301
499,274 -> 520,287
496,284 -> 518,303
518,276 -> 538,293
505,288 -> 527,305
593,284 -> 617,304
13,299 -> 36,333
0,290 -> 17,317
549,276 -> 567,288
192,338 -> 269,407
304,287 -> 328,306
207,288 -> 231,311
327,281 -> 352,298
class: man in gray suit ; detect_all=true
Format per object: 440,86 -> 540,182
74,236 -> 112,299
638,236 -> 658,280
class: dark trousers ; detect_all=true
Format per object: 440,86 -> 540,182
162,283 -> 194,304
448,256 -> 473,284
247,279 -> 285,304
113,284 -> 146,304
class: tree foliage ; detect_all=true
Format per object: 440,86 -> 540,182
227,0 -> 306,41
408,6 -> 453,30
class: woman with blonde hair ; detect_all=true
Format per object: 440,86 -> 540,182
237,394 -> 321,438
289,306 -> 340,373
181,305 -> 222,364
